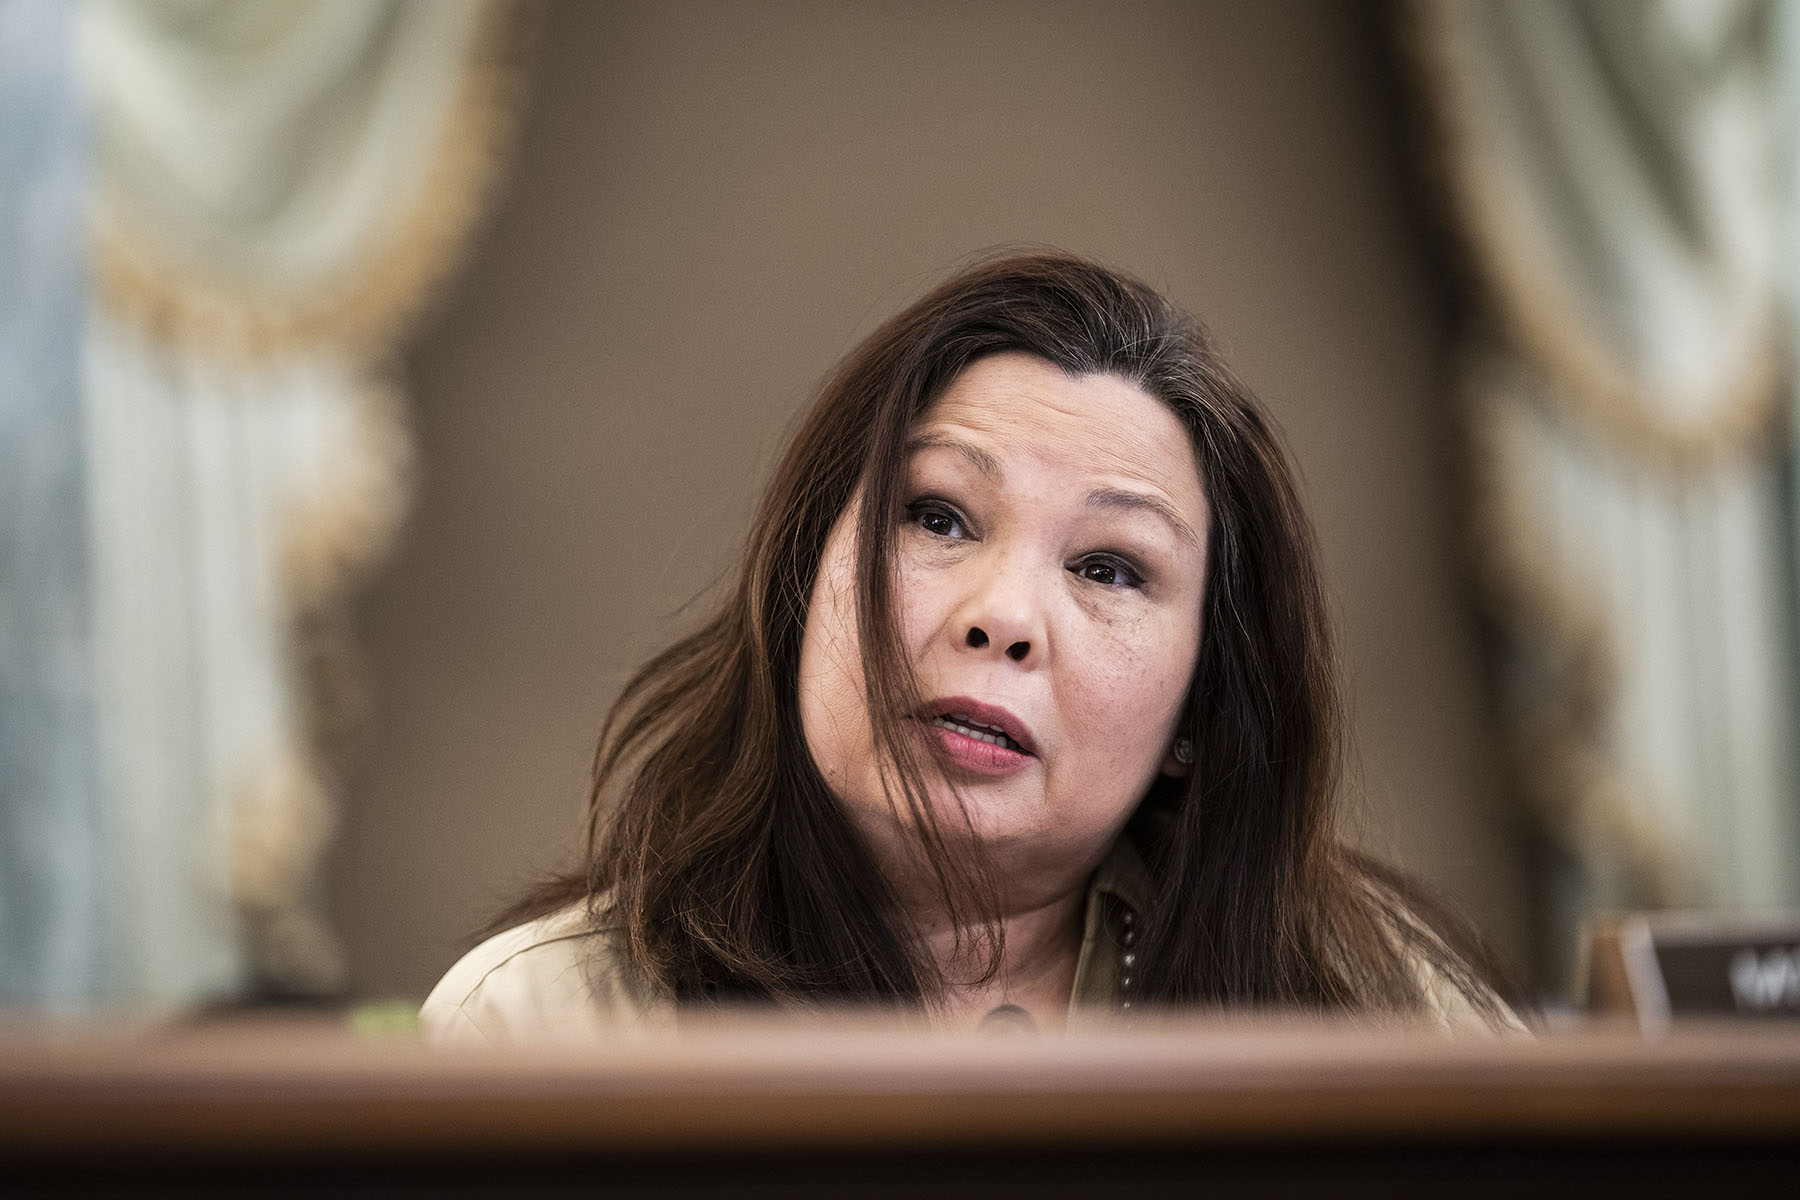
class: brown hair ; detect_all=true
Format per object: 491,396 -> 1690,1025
497,251 -> 1520,1020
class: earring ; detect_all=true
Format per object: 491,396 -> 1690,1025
1172,736 -> 1194,766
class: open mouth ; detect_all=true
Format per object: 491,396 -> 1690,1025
929,711 -> 1027,755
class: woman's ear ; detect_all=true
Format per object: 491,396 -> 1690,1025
1161,734 -> 1194,779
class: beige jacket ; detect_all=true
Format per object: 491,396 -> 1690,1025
421,840 -> 1522,1045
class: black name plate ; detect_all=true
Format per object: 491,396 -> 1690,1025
1611,913 -> 1800,1030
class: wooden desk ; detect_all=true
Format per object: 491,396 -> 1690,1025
3,1015 -> 1797,1194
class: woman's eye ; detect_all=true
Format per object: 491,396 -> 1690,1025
906,500 -> 969,539
1073,557 -> 1144,589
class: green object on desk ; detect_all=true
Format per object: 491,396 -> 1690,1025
349,1000 -> 421,1039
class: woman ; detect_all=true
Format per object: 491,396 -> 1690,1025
422,252 -> 1525,1043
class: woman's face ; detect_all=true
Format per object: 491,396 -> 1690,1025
798,353 -> 1209,888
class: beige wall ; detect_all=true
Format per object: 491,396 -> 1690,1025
331,0 -> 1530,999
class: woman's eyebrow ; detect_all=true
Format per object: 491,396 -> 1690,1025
906,433 -> 1001,481
1086,486 -> 1202,551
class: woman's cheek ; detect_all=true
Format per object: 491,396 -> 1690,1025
1098,621 -> 1194,732
895,558 -> 952,653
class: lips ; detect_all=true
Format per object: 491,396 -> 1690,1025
915,696 -> 1038,757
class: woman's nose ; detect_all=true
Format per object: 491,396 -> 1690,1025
963,625 -> 1031,661
956,561 -> 1045,667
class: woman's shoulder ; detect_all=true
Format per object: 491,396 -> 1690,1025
419,902 -> 673,1046
1374,884 -> 1532,1036
1409,948 -> 1532,1035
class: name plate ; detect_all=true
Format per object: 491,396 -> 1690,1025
1584,912 -> 1800,1032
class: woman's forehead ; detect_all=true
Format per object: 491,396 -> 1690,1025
910,353 -> 1207,516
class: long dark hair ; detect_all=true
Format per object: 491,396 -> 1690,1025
497,251 -> 1518,1019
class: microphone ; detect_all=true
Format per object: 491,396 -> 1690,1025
978,1003 -> 1038,1034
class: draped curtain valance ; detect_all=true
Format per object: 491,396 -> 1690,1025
1408,0 -> 1800,980
1,0 -> 534,1005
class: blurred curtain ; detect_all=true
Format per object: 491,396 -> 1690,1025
1,0 -> 106,1006
30,0 -> 529,1006
1410,0 -> 1800,972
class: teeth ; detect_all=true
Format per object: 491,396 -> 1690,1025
948,711 -> 999,734
933,714 -> 1023,752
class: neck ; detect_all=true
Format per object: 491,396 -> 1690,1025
846,804 -> 1106,1031
916,880 -> 1087,1032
